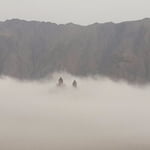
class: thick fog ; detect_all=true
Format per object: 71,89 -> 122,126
0,74 -> 150,150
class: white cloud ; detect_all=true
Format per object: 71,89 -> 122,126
0,74 -> 150,149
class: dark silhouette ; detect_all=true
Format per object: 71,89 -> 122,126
57,77 -> 63,87
72,80 -> 77,88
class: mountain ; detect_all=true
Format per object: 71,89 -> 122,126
0,18 -> 150,83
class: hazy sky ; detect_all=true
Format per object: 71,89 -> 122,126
0,0 -> 150,25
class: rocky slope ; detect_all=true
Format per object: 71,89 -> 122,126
0,18 -> 150,83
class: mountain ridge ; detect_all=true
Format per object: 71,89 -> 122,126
4,17 -> 150,26
0,18 -> 150,83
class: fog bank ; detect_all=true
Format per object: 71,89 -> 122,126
0,74 -> 150,150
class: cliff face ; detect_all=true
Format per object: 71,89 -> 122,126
0,19 -> 150,83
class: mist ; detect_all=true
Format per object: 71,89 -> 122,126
0,74 -> 150,150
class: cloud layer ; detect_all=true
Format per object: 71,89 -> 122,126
0,74 -> 150,150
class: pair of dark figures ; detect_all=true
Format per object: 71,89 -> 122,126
57,77 -> 77,88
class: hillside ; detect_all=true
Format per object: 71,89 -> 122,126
0,18 -> 150,83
